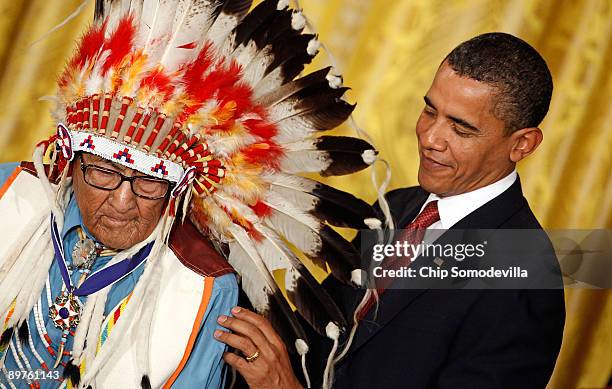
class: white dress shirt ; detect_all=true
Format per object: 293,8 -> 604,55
417,170 -> 517,234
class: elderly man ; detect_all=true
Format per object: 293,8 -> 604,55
0,152 -> 238,388
217,32 -> 566,389
0,1 -> 381,388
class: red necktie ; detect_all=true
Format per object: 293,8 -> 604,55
357,201 -> 440,320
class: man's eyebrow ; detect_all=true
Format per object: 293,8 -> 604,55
423,96 -> 481,133
423,96 -> 435,109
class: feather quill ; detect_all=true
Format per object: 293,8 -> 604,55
206,0 -> 253,49
228,224 -> 308,350
160,0 -> 226,70
268,173 -> 378,229
254,225 -> 347,335
141,0 -> 181,64
280,136 -> 376,176
253,66 -> 332,105
263,192 -> 361,284
273,101 -> 355,143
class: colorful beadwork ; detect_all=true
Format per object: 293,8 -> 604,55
97,293 -> 132,353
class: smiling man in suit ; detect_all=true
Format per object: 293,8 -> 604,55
216,32 -> 566,389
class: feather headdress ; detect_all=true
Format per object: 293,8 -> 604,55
34,0 -> 383,386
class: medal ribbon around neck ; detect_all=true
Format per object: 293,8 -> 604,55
50,214 -> 153,296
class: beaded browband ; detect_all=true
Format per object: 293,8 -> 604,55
58,86 -> 226,193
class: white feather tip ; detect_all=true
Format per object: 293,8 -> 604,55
291,12 -> 306,30
307,39 -> 320,56
351,269 -> 364,287
295,339 -> 309,355
364,218 -> 382,229
326,74 -> 343,89
325,322 -> 340,340
361,149 -> 378,165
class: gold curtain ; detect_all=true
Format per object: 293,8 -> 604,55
0,0 -> 610,387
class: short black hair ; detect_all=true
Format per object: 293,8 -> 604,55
446,32 -> 552,134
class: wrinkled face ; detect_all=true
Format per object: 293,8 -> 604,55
416,61 -> 516,197
72,153 -> 167,249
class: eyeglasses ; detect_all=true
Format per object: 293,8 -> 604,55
79,155 -> 172,200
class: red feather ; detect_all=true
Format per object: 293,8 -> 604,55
70,22 -> 107,68
102,16 -> 136,75
248,228 -> 263,242
182,54 -> 244,114
196,69 -> 230,101
243,119 -> 278,139
140,67 -> 175,102
58,72 -> 71,88
218,83 -> 253,118
193,61 -> 240,102
242,141 -> 283,169
251,201 -> 272,218
59,22 -> 107,88
179,70 -> 238,122
182,43 -> 214,96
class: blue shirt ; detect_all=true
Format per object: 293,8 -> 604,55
0,163 -> 238,388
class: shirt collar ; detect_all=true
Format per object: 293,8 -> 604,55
420,170 -> 517,229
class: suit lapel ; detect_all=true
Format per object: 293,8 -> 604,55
339,177 -> 528,360
394,188 -> 430,229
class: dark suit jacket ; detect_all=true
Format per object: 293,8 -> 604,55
303,177 -> 565,389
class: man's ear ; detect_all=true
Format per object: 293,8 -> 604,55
509,127 -> 543,163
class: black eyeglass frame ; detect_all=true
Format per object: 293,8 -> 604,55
78,154 -> 173,200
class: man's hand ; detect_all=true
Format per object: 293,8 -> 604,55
215,307 -> 304,389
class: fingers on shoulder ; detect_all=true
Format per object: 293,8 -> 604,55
216,330 -> 257,354
234,308 -> 285,347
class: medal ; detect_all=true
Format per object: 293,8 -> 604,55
49,291 -> 82,368
49,292 -> 82,330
